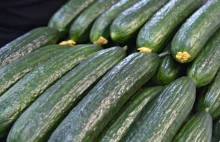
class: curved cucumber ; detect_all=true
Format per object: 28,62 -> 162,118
110,0 -> 169,43
0,45 -> 70,96
90,0 -> 139,45
198,71 -> 220,119
69,0 -> 120,43
7,47 -> 126,142
0,44 -> 102,138
173,111 -> 212,142
171,0 -> 220,63
187,29 -> 220,87
137,0 -> 204,53
0,27 -> 59,67
49,52 -> 160,142
98,86 -> 163,142
123,77 -> 196,142
48,0 -> 95,33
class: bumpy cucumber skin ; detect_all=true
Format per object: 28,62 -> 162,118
48,0 -> 95,33
7,47 -> 126,142
0,45 -> 70,96
90,0 -> 139,43
49,52 -> 160,142
0,27 -> 60,67
173,111 -> 212,142
198,71 -> 220,119
69,0 -> 120,43
137,0 -> 204,53
187,29 -> 220,87
0,44 -> 102,138
171,0 -> 220,63
98,86 -> 163,142
123,77 -> 196,142
110,0 -> 169,43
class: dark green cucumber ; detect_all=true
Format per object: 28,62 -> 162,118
173,111 -> 212,142
49,52 -> 160,142
123,77 -> 196,142
69,0 -> 120,43
198,71 -> 220,119
0,27 -> 60,67
98,86 -> 163,142
152,43 -> 182,85
110,0 -> 169,43
0,45 -> 70,96
0,44 -> 102,138
187,29 -> 220,87
48,0 -> 95,33
171,0 -> 220,63
137,0 -> 204,53
213,117 -> 220,141
90,0 -> 139,45
7,47 -> 126,142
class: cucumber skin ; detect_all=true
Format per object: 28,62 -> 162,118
171,0 -> 220,63
69,0 -> 120,43
49,52 -> 160,142
48,0 -> 95,33
173,111 -> 212,142
213,118 -> 220,141
198,71 -> 220,119
98,86 -> 163,142
110,0 -> 169,43
7,47 -> 126,142
137,0 -> 204,53
123,77 -> 196,142
0,27 -> 60,67
90,0 -> 139,43
187,29 -> 220,87
0,44 -> 102,138
0,45 -> 70,96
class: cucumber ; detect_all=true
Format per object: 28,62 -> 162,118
48,0 -> 95,33
90,0 -> 139,45
0,44 -> 102,138
69,0 -> 120,43
198,71 -> 220,119
137,0 -> 204,53
0,27 -> 60,67
213,117 -> 220,141
98,86 -> 163,142
171,0 -> 220,63
7,47 -> 126,142
187,29 -> 220,87
49,52 -> 160,142
123,77 -> 196,142
110,0 -> 169,43
152,43 -> 182,85
173,111 -> 212,142
0,45 -> 70,96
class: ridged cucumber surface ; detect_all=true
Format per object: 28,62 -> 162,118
49,52 -> 160,142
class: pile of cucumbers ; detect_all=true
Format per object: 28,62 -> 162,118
0,0 -> 219,142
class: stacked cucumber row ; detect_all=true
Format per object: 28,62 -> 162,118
0,0 -> 220,142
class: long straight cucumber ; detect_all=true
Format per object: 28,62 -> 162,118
137,0 -> 204,53
48,0 -> 95,33
69,0 -> 120,43
123,77 -> 196,142
0,27 -> 60,67
187,29 -> 220,87
0,45 -> 70,96
0,44 -> 102,138
110,0 -> 169,43
7,47 -> 126,142
49,52 -> 160,142
173,111 -> 212,142
98,86 -> 163,142
171,0 -> 220,63
90,0 -> 139,45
